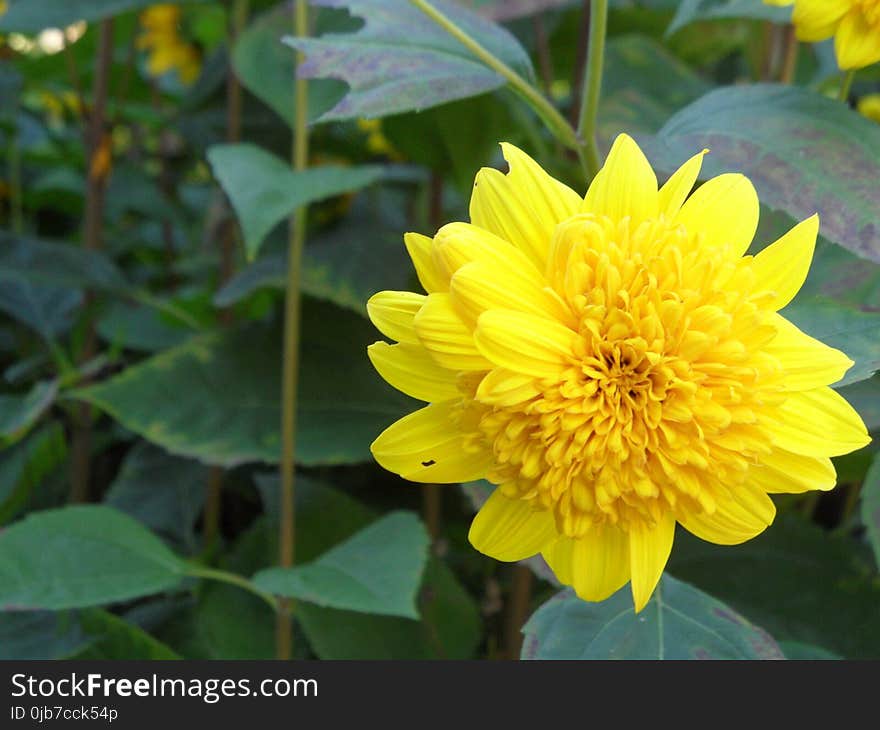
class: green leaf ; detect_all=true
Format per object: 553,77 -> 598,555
521,576 -> 784,659
668,0 -> 790,36
0,380 -> 57,444
104,443 -> 208,554
783,298 -> 880,387
231,2 -> 347,127
0,233 -> 128,293
838,377 -> 880,432
0,0 -> 210,32
779,641 -> 841,660
0,611 -> 90,659
297,557 -> 479,659
654,85 -> 880,263
72,609 -> 181,660
285,0 -> 534,122
73,299 -> 413,467
0,506 -> 187,610
457,0 -> 573,21
599,35 -> 712,143
0,423 -> 67,525
0,281 -> 80,341
216,192 -> 414,313
861,453 -> 880,571
668,516 -> 880,658
97,301 -> 193,353
207,143 -> 383,259
254,512 -> 429,618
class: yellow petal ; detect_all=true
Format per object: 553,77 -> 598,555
371,401 -> 490,483
367,341 -> 460,402
674,173 -> 759,257
657,149 -> 708,219
476,368 -> 541,407
583,133 -> 658,226
450,260 -> 571,328
546,526 -> 631,603
749,449 -> 836,494
792,0 -> 848,42
752,215 -> 819,310
629,513 -> 675,613
769,386 -> 871,457
431,222 -> 539,285
835,10 -> 880,70
404,232 -> 447,294
469,168 -> 551,267
366,290 -> 425,345
765,314 -> 854,390
500,142 -> 583,228
413,293 -> 493,371
469,489 -> 558,561
679,485 -> 775,546
474,309 -> 575,378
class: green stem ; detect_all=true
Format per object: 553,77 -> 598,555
186,565 -> 278,612
575,0 -> 608,179
838,69 -> 855,102
276,0 -> 309,661
408,0 -> 580,154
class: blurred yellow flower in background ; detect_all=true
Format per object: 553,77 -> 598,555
857,92 -> 880,120
765,0 -> 880,69
357,118 -> 402,160
367,134 -> 870,612
137,4 -> 201,86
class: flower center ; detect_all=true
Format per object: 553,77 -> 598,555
473,214 -> 785,536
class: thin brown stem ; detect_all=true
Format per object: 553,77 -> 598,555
69,19 -> 115,504
202,467 -> 225,548
779,25 -> 798,84
504,565 -> 534,660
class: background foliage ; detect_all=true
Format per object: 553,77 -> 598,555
0,0 -> 878,660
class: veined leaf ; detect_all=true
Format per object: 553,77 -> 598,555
207,143 -> 383,260
253,512 -> 429,618
285,0 -> 534,122
0,506 -> 187,610
522,576 -> 784,659
654,85 -> 880,263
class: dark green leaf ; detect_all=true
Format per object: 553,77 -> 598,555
668,0 -> 790,36
73,300 -> 413,467
0,0 -> 210,32
97,301 -> 193,352
207,143 -> 383,259
286,0 -> 534,121
104,443 -> 207,554
0,423 -> 67,525
522,576 -> 784,659
0,380 -> 57,444
0,506 -> 187,610
231,2 -> 347,127
779,641 -> 842,660
73,609 -> 181,660
654,85 -> 880,263
860,453 -> 880,570
0,233 -> 128,293
254,512 -> 429,618
0,611 -> 89,659
668,516 -> 880,658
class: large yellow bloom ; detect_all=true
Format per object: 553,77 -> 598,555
765,0 -> 880,69
367,135 -> 870,611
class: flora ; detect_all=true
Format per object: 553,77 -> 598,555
0,0 -> 877,662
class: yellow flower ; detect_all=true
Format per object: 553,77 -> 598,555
765,0 -> 880,69
137,4 -> 201,86
367,134 -> 870,611
858,92 -> 880,121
